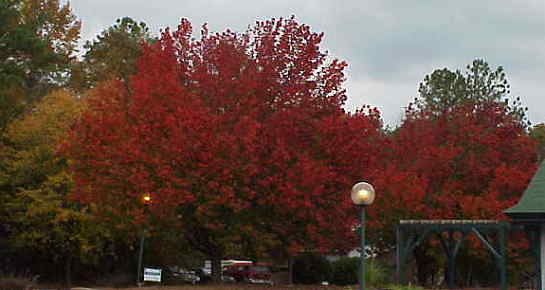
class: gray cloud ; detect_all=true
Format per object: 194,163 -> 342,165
70,0 -> 545,125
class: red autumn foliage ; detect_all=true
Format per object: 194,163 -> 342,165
367,101 -> 537,248
63,16 -> 383,272
61,15 -> 537,284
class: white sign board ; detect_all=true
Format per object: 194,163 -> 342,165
143,268 -> 162,282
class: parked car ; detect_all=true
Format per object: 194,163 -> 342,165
222,273 -> 236,283
224,265 -> 273,285
164,266 -> 200,284
191,268 -> 211,283
194,267 -> 235,283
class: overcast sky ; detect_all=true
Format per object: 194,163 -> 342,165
69,0 -> 545,126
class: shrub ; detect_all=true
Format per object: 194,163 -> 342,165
330,257 -> 388,287
330,257 -> 358,285
293,253 -> 331,284
94,272 -> 134,287
365,259 -> 387,286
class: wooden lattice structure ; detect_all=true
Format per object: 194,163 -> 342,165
396,219 -> 510,290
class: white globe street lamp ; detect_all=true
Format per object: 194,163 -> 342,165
351,182 -> 376,290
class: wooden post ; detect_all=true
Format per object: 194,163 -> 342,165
538,224 -> 545,290
396,226 -> 405,284
498,226 -> 507,290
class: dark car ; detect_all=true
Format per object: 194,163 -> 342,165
193,267 -> 235,283
191,268 -> 211,283
224,265 -> 273,285
164,266 -> 200,284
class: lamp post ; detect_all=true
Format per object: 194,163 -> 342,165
137,193 -> 152,287
351,182 -> 376,290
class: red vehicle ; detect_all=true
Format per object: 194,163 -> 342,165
224,265 -> 273,285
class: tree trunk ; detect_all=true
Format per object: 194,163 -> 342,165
288,256 -> 294,285
465,264 -> 472,287
414,245 -> 434,286
65,252 -> 73,287
211,256 -> 222,284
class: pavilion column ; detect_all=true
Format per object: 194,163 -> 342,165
538,224 -> 545,290
503,161 -> 545,289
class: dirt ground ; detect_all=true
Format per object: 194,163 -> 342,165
98,285 -> 519,290
100,285 -> 349,290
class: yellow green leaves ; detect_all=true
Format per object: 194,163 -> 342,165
1,89 -> 107,265
7,89 -> 84,147
20,0 -> 81,59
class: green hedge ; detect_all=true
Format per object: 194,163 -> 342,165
330,257 -> 358,285
329,257 -> 388,286
293,253 -> 332,284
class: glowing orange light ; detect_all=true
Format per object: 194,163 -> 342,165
142,193 -> 152,204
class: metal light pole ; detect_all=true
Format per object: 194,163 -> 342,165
137,193 -> 152,287
351,182 -> 375,290
137,232 -> 145,287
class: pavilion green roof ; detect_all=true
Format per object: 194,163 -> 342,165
504,161 -> 545,220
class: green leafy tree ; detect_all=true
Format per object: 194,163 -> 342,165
0,2 -> 81,263
414,59 -> 528,125
70,17 -> 153,92
0,0 -> 80,133
20,0 -> 81,59
0,0 -> 48,133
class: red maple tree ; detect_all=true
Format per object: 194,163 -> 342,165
63,17 -> 383,281
368,102 -> 536,239
366,101 -> 537,284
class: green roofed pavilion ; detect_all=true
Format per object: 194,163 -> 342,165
505,161 -> 545,221
504,161 -> 545,290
